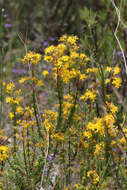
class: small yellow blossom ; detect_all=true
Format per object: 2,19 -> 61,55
9,112 -> 14,119
113,66 -> 120,75
67,36 -> 79,45
0,145 -> 9,163
36,80 -> 43,87
42,70 -> 49,76
112,77 -> 122,88
83,131 -> 92,139
6,82 -> 15,93
94,142 -> 104,155
59,34 -> 67,42
6,97 -> 13,103
106,67 -> 112,72
87,170 -> 93,177
80,89 -> 96,102
105,78 -> 110,84
86,67 -> 98,74
80,74 -> 87,80
16,106 -> 24,114
2,81 -> 6,87
106,102 -> 118,114
93,171 -> 99,184
19,77 -> 30,84
45,45 -> 55,54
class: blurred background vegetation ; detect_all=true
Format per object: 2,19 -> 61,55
0,0 -> 127,58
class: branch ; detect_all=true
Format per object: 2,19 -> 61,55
111,0 -> 127,74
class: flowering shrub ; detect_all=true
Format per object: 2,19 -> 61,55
1,35 -> 127,189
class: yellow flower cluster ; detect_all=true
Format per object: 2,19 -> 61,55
83,113 -> 117,139
19,77 -> 30,84
6,96 -> 22,105
6,82 -> 15,94
105,65 -> 122,88
51,133 -> 64,141
43,110 -> 57,132
87,170 -> 99,184
94,142 -> 104,155
112,76 -> 122,88
80,88 -> 96,102
0,146 -> 9,163
106,102 -> 118,114
21,51 -> 42,65
44,34 -> 90,83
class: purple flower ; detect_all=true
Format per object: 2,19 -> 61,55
5,54 -> 9,60
116,51 -> 123,56
12,68 -> 27,74
4,23 -> 11,28
12,69 -> 20,74
3,14 -> 8,18
43,41 -> 49,47
21,69 -> 27,74
48,37 -> 55,41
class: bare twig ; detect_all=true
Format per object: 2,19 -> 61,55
40,131 -> 49,189
111,0 -> 127,74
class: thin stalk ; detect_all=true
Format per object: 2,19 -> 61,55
56,69 -> 63,131
31,65 -> 42,138
21,130 -> 29,183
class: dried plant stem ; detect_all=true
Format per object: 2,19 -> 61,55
22,131 -> 29,181
13,110 -> 17,153
111,0 -> 127,74
40,131 -> 49,189
32,65 -> 42,138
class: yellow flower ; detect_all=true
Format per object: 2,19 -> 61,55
106,67 -> 112,72
0,145 -> 9,163
6,82 -> 15,93
86,68 -> 98,74
42,70 -> 49,76
21,51 -> 42,65
106,102 -> 118,114
105,78 -> 110,84
43,119 -> 53,132
87,170 -> 93,177
80,74 -> 87,80
44,55 -> 53,62
2,81 -> 6,87
36,80 -> 43,87
16,106 -> 24,114
112,77 -> 122,88
59,34 -> 68,42
80,89 -> 96,102
19,77 -> 30,83
94,142 -> 104,155
83,131 -> 92,139
113,66 -> 120,75
51,133 -> 64,141
9,112 -> 14,119
6,97 -> 13,103
67,36 -> 79,45
45,45 -> 55,54
93,171 -> 99,184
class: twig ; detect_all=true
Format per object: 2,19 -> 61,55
40,131 -> 49,189
111,0 -> 127,74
